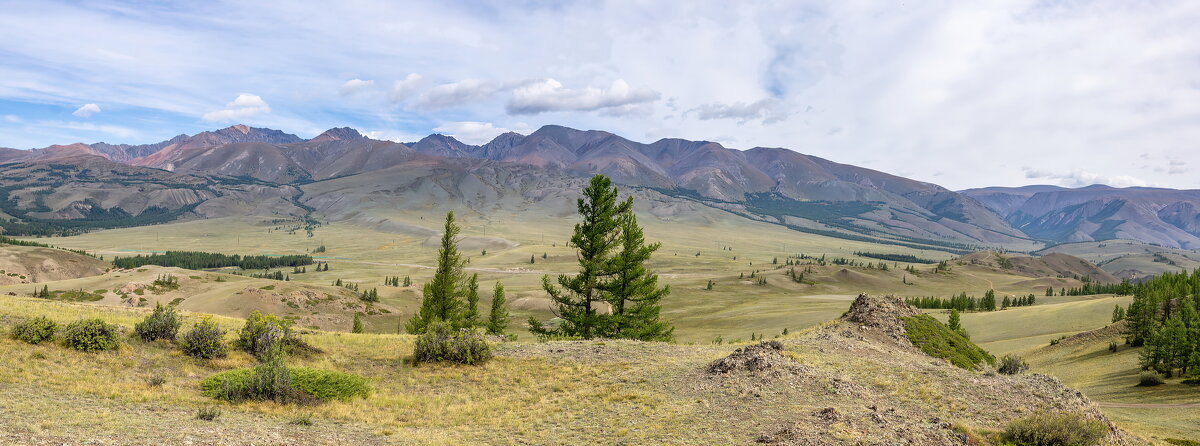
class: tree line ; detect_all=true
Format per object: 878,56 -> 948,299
905,290 -> 1036,312
853,251 -> 938,264
1123,269 -> 1200,377
112,251 -> 314,270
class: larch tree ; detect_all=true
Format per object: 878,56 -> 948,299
464,273 -> 481,327
487,281 -> 509,336
601,209 -> 673,341
406,211 -> 467,334
529,175 -> 630,339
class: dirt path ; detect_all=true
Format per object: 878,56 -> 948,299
962,272 -> 994,289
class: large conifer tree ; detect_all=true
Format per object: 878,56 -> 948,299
406,211 -> 467,334
602,209 -> 673,341
529,175 -> 630,339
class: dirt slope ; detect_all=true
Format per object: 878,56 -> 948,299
0,245 -> 108,284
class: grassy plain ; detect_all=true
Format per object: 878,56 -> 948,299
13,211 -> 1089,343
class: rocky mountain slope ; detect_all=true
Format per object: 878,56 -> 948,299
9,123 -> 1200,252
24,124 -> 1033,251
0,154 -> 304,235
962,185 -> 1200,249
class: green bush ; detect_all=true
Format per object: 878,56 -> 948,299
135,303 -> 182,342
901,315 -> 994,369
234,311 -> 318,359
61,318 -> 120,352
1138,370 -> 1165,387
179,317 -> 228,359
997,354 -> 1029,375
11,316 -> 57,344
201,366 -> 370,403
413,320 -> 492,365
1000,411 -> 1107,446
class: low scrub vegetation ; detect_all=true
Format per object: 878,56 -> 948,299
235,311 -> 318,359
413,321 -> 492,365
201,365 -> 370,403
901,314 -> 994,369
999,411 -> 1107,446
61,318 -> 121,352
134,303 -> 181,342
1137,370 -> 1165,387
179,317 -> 228,359
10,316 -> 57,344
997,354 -> 1029,375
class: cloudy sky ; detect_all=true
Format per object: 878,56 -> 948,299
1,0 -> 1197,190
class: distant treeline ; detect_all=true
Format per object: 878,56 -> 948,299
905,290 -> 1036,312
853,251 -> 938,264
1062,279 -> 1135,296
0,235 -> 97,258
112,251 -> 313,270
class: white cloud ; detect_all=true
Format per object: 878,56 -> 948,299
72,103 -> 101,117
432,121 -> 512,145
414,78 -> 500,109
390,73 -> 425,102
689,98 -> 788,124
339,78 -> 375,95
202,94 -> 271,122
506,79 -> 660,115
1023,167 -> 1151,188
2,115 -> 20,123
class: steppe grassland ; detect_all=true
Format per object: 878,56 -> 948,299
26,207 -> 1066,342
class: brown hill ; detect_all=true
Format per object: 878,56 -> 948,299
958,251 -> 1120,283
0,245 -> 108,284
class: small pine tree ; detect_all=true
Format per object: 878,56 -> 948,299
406,211 -> 468,334
352,313 -> 364,333
948,309 -> 968,338
464,274 -> 480,328
530,254 -> 536,264
486,281 -> 509,336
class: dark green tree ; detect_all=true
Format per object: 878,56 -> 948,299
486,281 -> 509,336
529,175 -> 630,339
406,211 -> 467,334
352,313 -> 364,333
601,209 -> 673,341
463,273 -> 480,328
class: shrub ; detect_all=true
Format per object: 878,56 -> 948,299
196,407 -> 221,421
135,303 -> 182,342
413,320 -> 492,365
900,315 -> 994,369
179,317 -> 228,359
1000,411 -> 1107,446
234,311 -> 318,359
201,367 -> 369,403
997,354 -> 1029,375
61,318 -> 120,352
11,316 -> 57,344
1138,370 -> 1165,387
147,376 -> 166,387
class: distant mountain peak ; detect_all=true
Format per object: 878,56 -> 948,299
311,127 -> 365,142
228,124 -> 251,134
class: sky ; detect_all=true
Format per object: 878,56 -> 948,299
1,0 -> 1198,190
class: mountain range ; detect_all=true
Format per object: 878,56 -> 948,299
2,124 -> 1198,251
